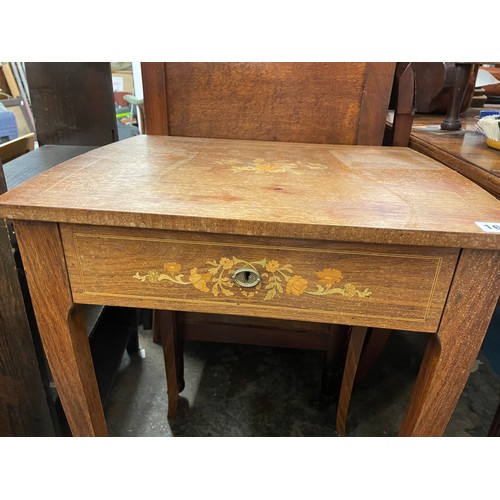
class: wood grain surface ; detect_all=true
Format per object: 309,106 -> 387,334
144,62 -> 395,145
0,136 -> 499,249
400,248 -> 500,436
14,221 -> 107,436
388,108 -> 500,197
411,112 -> 500,197
61,224 -> 458,332
2,133 -> 499,437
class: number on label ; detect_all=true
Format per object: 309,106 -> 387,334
475,222 -> 500,233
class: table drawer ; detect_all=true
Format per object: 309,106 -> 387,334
61,224 -> 459,332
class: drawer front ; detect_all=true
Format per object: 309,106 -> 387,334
61,225 -> 459,332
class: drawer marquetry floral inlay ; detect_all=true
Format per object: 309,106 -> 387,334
133,257 -> 372,301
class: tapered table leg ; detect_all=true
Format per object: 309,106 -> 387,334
336,326 -> 368,436
155,310 -> 184,417
400,248 -> 500,437
14,221 -> 107,437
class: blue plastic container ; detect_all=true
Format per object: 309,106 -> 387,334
0,111 -> 19,143
479,109 -> 500,118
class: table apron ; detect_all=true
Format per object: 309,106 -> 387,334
60,224 -> 460,333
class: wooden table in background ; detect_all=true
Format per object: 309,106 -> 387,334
0,135 -> 499,437
398,108 -> 500,198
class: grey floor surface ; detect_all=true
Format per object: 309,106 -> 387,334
104,325 -> 500,437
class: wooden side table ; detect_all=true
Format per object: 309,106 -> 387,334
0,135 -> 498,437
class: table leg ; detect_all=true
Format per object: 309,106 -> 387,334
336,326 -> 368,436
440,63 -> 474,131
488,393 -> 500,437
14,221 -> 107,437
155,310 -> 184,417
355,328 -> 392,384
400,248 -> 500,437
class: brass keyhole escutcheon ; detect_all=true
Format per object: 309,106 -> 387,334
233,267 -> 261,288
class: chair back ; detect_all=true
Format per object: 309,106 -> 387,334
25,62 -> 118,147
142,62 -> 396,145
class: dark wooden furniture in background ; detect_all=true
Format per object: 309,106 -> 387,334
412,63 -> 479,131
385,62 -> 499,198
0,158 -> 54,436
141,62 -> 411,417
440,64 -> 476,131
25,63 -> 118,146
386,62 -> 415,147
0,63 -> 139,435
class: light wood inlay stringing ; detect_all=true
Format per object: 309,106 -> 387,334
61,225 -> 459,333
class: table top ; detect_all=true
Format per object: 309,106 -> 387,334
393,108 -> 500,196
0,135 -> 499,249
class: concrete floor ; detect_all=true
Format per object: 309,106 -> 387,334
104,323 -> 500,437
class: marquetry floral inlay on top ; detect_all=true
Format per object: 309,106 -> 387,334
133,256 -> 372,301
216,158 -> 328,174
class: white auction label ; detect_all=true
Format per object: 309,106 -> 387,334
475,222 -> 500,232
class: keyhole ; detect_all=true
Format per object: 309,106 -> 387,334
233,267 -> 261,288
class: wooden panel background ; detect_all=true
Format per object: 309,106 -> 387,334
142,62 -> 396,145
